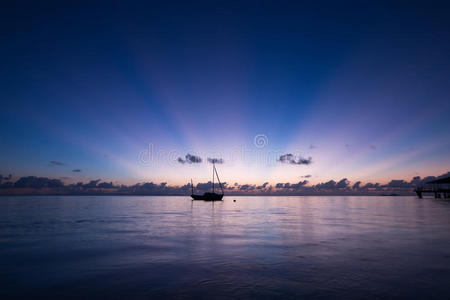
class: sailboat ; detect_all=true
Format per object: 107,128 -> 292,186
191,163 -> 224,201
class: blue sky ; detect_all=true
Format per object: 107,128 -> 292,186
1,1 -> 449,185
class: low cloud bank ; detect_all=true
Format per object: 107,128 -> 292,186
0,172 -> 448,196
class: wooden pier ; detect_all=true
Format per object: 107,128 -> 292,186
415,176 -> 450,199
415,187 -> 450,199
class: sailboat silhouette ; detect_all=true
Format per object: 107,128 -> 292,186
191,163 -> 224,201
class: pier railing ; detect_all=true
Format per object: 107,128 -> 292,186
415,186 -> 450,199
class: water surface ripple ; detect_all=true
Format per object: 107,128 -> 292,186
1,196 -> 450,299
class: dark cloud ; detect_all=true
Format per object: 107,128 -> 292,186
410,176 -> 422,186
314,180 -> 337,190
279,153 -> 294,163
98,182 -> 115,188
72,169 -> 81,172
207,158 -> 224,164
336,178 -> 350,189
239,184 -> 255,191
190,181 -> 233,193
118,182 -> 183,195
291,180 -> 309,190
312,178 -> 350,191
275,180 -> 308,190
195,181 -> 214,191
2,172 -> 449,196
186,154 -> 202,163
0,174 -> 12,182
410,172 -> 450,186
352,181 -> 361,190
83,179 -> 101,189
370,145 -> 377,150
278,153 -> 312,165
14,176 -> 64,189
0,174 -> 13,188
361,182 -> 381,190
178,153 -> 202,164
301,175 -> 312,178
353,173 -> 450,192
384,180 -> 411,188
50,161 -> 64,166
256,182 -> 269,189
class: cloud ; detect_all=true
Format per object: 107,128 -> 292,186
239,184 -> 255,191
195,181 -> 214,190
186,154 -> 202,163
291,180 -> 309,190
404,172 -> 450,187
275,180 -> 308,190
190,181 -> 232,193
72,169 -> 82,172
301,175 -> 312,178
279,153 -> 294,163
98,182 -> 115,188
350,174 -> 450,192
361,182 -> 381,190
314,180 -> 337,190
119,182 -> 181,195
2,172 -> 449,196
14,176 -> 64,189
370,145 -> 377,150
178,153 -> 202,164
278,153 -> 312,165
313,179 -> 350,191
336,178 -> 350,189
256,182 -> 269,189
207,158 -> 224,164
83,179 -> 101,189
50,161 -> 64,166
309,144 -> 317,149
352,181 -> 361,190
385,180 -> 410,188
0,174 -> 12,182
410,176 -> 422,186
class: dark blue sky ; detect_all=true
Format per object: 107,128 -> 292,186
1,1 -> 449,184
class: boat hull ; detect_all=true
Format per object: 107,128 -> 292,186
191,193 -> 224,201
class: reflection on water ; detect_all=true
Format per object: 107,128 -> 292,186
1,196 -> 450,299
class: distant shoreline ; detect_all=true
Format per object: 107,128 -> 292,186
0,192 -> 414,197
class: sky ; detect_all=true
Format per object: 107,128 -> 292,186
1,1 -> 450,187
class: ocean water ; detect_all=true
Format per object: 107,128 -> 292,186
1,195 -> 450,299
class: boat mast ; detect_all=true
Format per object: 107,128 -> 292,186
191,178 -> 194,195
212,163 -> 215,193
214,164 -> 224,194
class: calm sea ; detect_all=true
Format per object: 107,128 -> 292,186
1,196 -> 450,299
